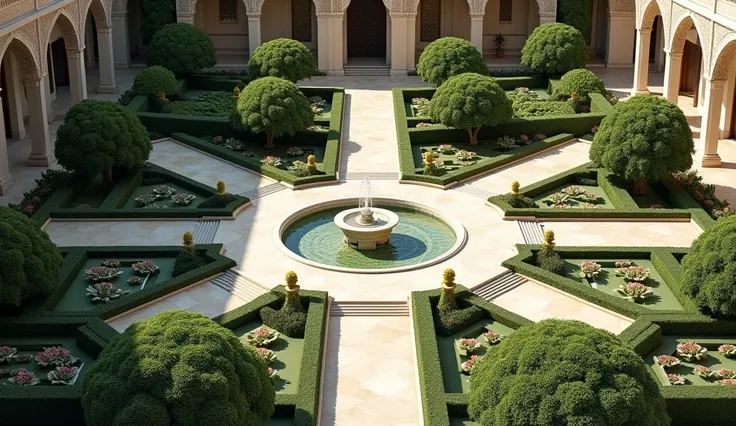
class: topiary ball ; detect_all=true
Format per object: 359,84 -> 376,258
554,68 -> 607,103
468,319 -> 670,426
0,206 -> 63,311
82,310 -> 275,426
521,23 -> 588,75
132,66 -> 179,97
536,250 -> 566,276
248,38 -> 315,83
681,216 -> 736,317
148,23 -> 216,76
416,37 -> 488,86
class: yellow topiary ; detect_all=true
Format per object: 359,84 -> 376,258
233,87 -> 240,98
183,231 -> 194,248
217,180 -> 226,196
443,268 -> 456,286
543,229 -> 556,251
424,151 -> 435,166
307,154 -> 317,173
511,181 -> 520,195
285,271 -> 298,288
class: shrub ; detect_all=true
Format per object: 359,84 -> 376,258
54,99 -> 152,186
502,193 -> 538,208
521,23 -> 588,75
260,272 -> 308,337
0,206 -> 63,310
536,249 -> 566,276
8,168 -> 74,217
198,194 -> 241,208
590,96 -> 694,195
428,73 -> 513,145
671,170 -> 731,219
140,0 -> 175,45
553,68 -> 606,104
514,100 -> 575,118
416,37 -> 488,86
433,268 -> 483,335
82,310 -> 274,426
171,249 -> 207,277
681,216 -> 736,318
147,23 -> 216,76
118,88 -> 136,106
248,38 -> 315,83
468,319 -> 670,426
132,66 -> 178,97
232,77 -> 313,149
557,0 -> 592,41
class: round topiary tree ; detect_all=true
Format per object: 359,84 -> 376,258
521,23 -> 588,75
590,96 -> 694,195
140,0 -> 175,45
468,319 -> 670,426
416,37 -> 488,86
557,0 -> 592,41
681,216 -> 736,318
0,206 -> 63,312
54,99 -> 152,186
132,66 -> 178,98
248,38 -> 315,83
428,73 -> 513,145
553,68 -> 606,104
147,23 -> 216,75
82,310 -> 275,426
232,77 -> 313,149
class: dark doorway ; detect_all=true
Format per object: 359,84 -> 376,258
0,61 -> 10,139
731,81 -> 736,138
347,0 -> 386,58
648,17 -> 659,62
680,40 -> 702,107
50,38 -> 69,89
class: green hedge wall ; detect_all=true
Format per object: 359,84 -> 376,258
214,286 -> 329,426
411,287 -> 532,426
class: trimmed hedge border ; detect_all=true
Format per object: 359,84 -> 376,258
487,164 -> 716,230
503,245 -> 708,320
412,286 -> 532,425
22,244 -> 235,320
214,286 -> 328,426
0,316 -> 117,424
28,162 -> 249,225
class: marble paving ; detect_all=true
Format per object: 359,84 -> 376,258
540,220 -> 702,247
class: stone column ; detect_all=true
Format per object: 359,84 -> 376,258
470,14 -> 484,54
247,13 -> 262,57
539,13 -> 555,24
663,50 -> 683,104
2,58 -> 26,140
406,15 -> 416,70
698,78 -> 726,167
654,23 -> 664,72
0,90 -> 14,195
316,13 -> 345,75
389,13 -> 414,75
96,27 -> 117,93
112,11 -> 130,68
66,49 -> 88,105
606,13 -> 636,68
23,78 -> 52,167
177,14 -> 195,24
631,27 -> 652,96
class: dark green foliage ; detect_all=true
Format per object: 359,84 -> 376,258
147,23 -> 216,75
248,38 -> 315,83
416,37 -> 488,86
590,96 -> 694,185
428,73 -> 513,144
8,168 -> 74,217
576,177 -> 598,186
536,249 -> 566,276
198,194 -> 241,208
0,206 -> 63,310
132,66 -> 178,97
521,23 -> 588,74
54,99 -> 152,184
468,319 -> 670,426
434,301 -> 483,336
557,0 -> 592,41
554,68 -> 606,103
681,216 -> 736,318
261,304 -> 308,338
502,193 -> 538,208
514,100 -> 575,117
118,88 -> 136,106
82,310 -> 275,426
148,131 -> 165,140
487,66 -> 535,77
171,248 -> 207,277
233,77 -> 313,148
162,91 -> 235,117
140,0 -> 175,45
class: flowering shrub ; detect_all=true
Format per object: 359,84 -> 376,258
285,146 -> 304,156
456,338 -> 481,353
562,186 -> 585,196
655,355 -> 680,368
411,97 -> 431,116
718,369 -> 736,380
546,192 -> 570,208
496,136 -> 519,149
695,365 -> 716,378
438,144 -> 455,154
616,266 -> 650,282
135,193 -> 158,206
719,344 -> 736,358
261,156 -> 282,167
212,135 -> 224,145
676,342 -> 707,361
171,193 -> 196,206
519,134 -> 530,144
255,347 -> 277,364
667,374 -> 685,385
35,346 -> 78,367
456,150 -> 478,161
717,379 -> 736,386
0,347 -> 31,364
133,260 -> 159,275
127,276 -> 143,285
615,260 -> 633,268
86,282 -> 131,303
483,331 -> 502,345
102,260 -> 120,268
153,185 -> 176,198
48,366 -> 79,385
244,326 -> 280,347
615,282 -> 652,302
9,169 -> 73,217
461,355 -> 483,373
85,266 -> 122,282
579,261 -> 601,279
267,367 -> 279,379
9,369 -> 39,386
671,170 -> 730,219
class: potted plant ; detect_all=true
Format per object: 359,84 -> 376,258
494,33 -> 506,58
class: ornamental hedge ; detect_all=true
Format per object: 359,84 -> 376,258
416,37 -> 488,86
521,23 -> 588,75
248,38 -> 315,83
147,23 -> 216,75
0,206 -> 63,312
468,319 -> 670,426
82,310 -> 275,426
132,65 -> 178,97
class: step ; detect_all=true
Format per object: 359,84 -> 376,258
343,66 -> 391,76
453,183 -> 497,199
193,220 -> 220,244
473,271 -> 527,301
330,301 -> 409,316
210,270 -> 269,302
240,182 -> 287,200
517,220 -> 545,245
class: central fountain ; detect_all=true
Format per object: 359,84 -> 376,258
333,178 -> 400,250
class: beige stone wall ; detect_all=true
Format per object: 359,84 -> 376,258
482,0 -> 531,54
195,0 -> 250,55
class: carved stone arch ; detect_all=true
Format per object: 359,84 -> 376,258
176,0 -> 197,17
638,0 -> 661,29
43,10 -> 82,52
0,35 -> 42,80
466,0 -> 487,16
669,11 -> 706,54
87,0 -> 113,28
710,33 -> 736,81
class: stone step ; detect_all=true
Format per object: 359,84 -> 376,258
472,271 -> 527,301
452,183 -> 497,199
193,220 -> 220,244
517,220 -> 545,244
341,172 -> 399,181
329,301 -> 409,316
240,182 -> 287,200
343,66 -> 391,76
210,270 -> 269,302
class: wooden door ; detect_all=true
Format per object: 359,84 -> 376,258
347,0 -> 387,58
680,40 -> 702,106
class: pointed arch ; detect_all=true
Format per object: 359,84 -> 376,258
45,10 -> 82,51
0,35 -> 42,80
711,33 -> 736,81
669,12 -> 706,55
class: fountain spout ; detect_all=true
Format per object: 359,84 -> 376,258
358,178 -> 375,225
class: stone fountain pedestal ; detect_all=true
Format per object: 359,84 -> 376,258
333,208 -> 400,250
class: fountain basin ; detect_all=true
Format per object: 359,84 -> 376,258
333,208 -> 400,250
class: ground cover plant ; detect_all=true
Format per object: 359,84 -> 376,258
416,37 -> 488,86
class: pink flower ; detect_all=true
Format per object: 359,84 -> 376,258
705,199 -> 714,207
23,205 -> 35,214
519,135 -> 529,143
693,190 -> 704,200
31,196 -> 41,204
213,136 -> 223,144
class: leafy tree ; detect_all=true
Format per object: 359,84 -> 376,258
521,23 -> 588,75
82,310 -> 275,426
681,216 -> 736,318
140,0 -> 175,45
428,73 -> 513,145
232,77 -> 313,149
553,68 -> 607,104
590,96 -> 694,195
147,23 -> 216,76
417,37 -> 488,86
54,99 -> 152,186
557,0 -> 593,42
132,66 -> 179,98
0,206 -> 63,311
248,38 -> 315,83
468,319 -> 670,426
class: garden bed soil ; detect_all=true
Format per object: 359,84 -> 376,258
645,337 -> 736,386
532,184 -> 613,209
